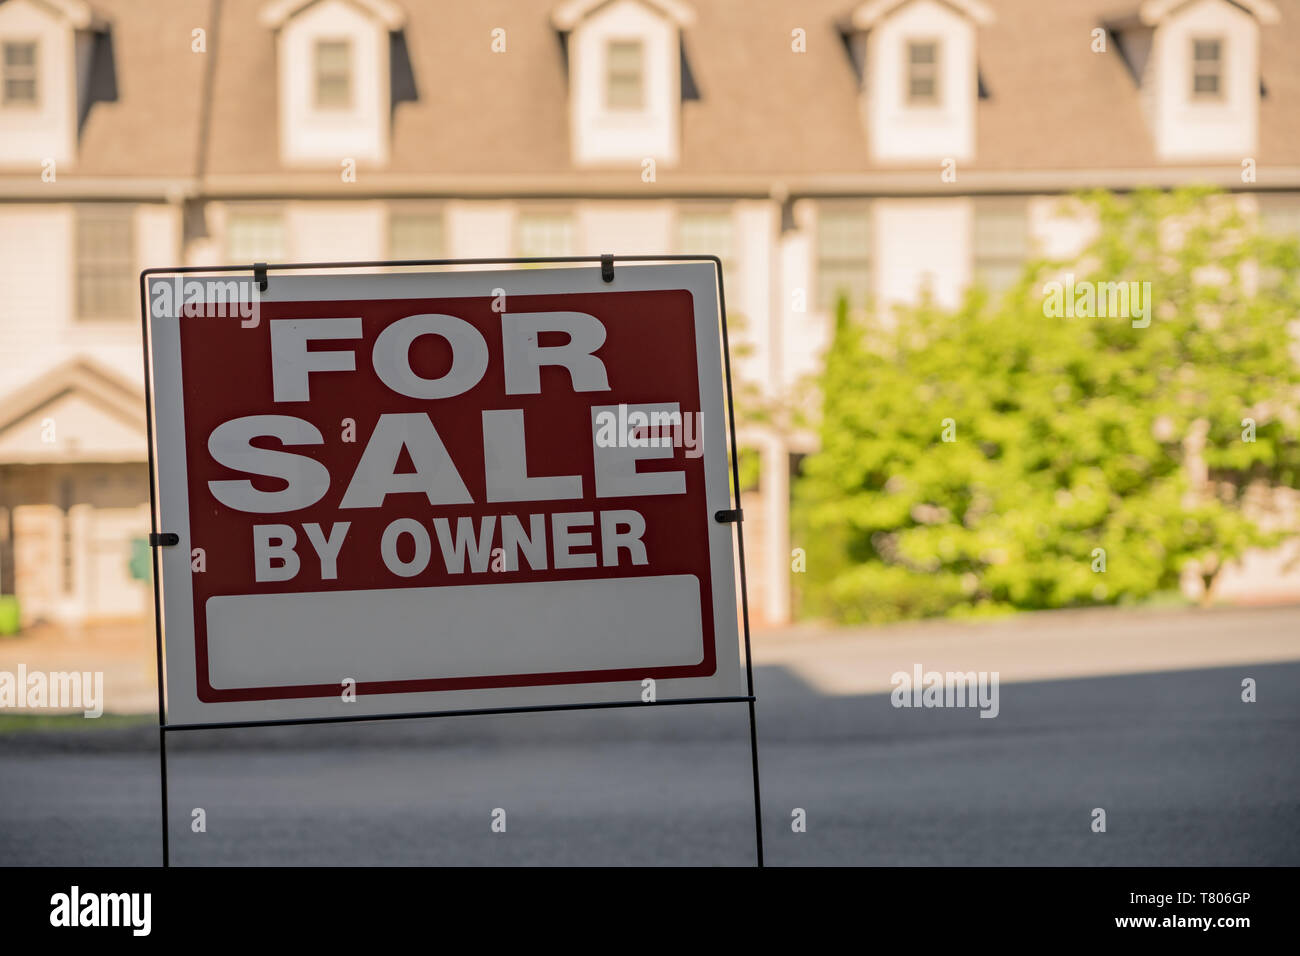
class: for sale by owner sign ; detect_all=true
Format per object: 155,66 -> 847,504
145,264 -> 742,724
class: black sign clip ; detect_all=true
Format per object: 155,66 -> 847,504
714,509 -> 743,524
253,262 -> 268,292
149,532 -> 180,547
600,253 -> 615,283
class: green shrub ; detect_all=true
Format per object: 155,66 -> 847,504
793,188 -> 1300,622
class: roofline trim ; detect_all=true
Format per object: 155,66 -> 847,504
850,0 -> 996,31
24,0 -> 106,30
6,168 -> 1299,200
1137,0 -> 1280,25
0,177 -> 198,199
552,0 -> 696,31
0,358 -> 145,440
259,0 -> 407,31
179,166 -> 1300,196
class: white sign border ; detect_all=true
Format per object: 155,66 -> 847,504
145,262 -> 744,725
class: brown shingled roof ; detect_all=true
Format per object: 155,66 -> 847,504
61,0 -> 210,177
3,0 -> 1298,185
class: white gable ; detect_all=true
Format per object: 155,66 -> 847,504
269,0 -> 392,166
0,388 -> 145,463
563,0 -> 686,167
0,358 -> 146,463
260,0 -> 405,30
859,0 -> 983,163
851,0 -> 993,29
1137,0 -> 1278,25
1147,0 -> 1263,159
553,0 -> 694,29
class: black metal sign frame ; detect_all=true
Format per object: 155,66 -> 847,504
138,254 -> 764,867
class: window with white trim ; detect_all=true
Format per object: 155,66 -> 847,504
2,40 -> 38,106
675,210 -> 736,286
817,205 -> 872,310
75,205 -> 135,321
1260,195 -> 1300,237
906,40 -> 941,107
606,39 -> 644,110
973,200 -> 1030,295
314,39 -> 352,110
516,212 -> 575,258
226,208 -> 287,262
1191,37 -> 1223,101
388,208 -> 444,260
1259,195 -> 1300,291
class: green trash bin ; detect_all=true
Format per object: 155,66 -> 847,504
129,537 -> 153,583
0,595 -> 19,636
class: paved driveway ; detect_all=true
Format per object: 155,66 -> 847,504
1,605 -> 1296,865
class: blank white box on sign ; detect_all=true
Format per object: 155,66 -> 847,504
205,574 -> 705,688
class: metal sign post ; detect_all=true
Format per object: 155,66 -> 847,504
139,255 -> 763,866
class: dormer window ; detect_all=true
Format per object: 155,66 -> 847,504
1107,0 -> 1277,160
0,0 -> 106,165
849,0 -> 992,163
313,39 -> 352,110
2,40 -> 38,106
605,39 -> 644,110
1190,37 -> 1222,99
260,0 -> 406,166
552,0 -> 695,167
905,40 -> 940,106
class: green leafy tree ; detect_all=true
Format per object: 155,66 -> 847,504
793,187 -> 1300,624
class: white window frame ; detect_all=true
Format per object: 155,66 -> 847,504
815,203 -> 873,311
387,205 -> 445,261
515,210 -> 577,260
675,207 -> 736,285
905,38 -> 942,108
972,199 -> 1030,296
313,38 -> 353,111
225,206 -> 288,263
1,39 -> 39,108
1190,35 -> 1225,102
75,204 -> 136,321
604,38 -> 645,111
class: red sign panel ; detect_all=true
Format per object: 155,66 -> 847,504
147,266 -> 741,724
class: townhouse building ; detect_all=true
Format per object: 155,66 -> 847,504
1,0 -> 1298,627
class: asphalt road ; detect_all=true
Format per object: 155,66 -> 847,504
1,656 -> 1296,866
